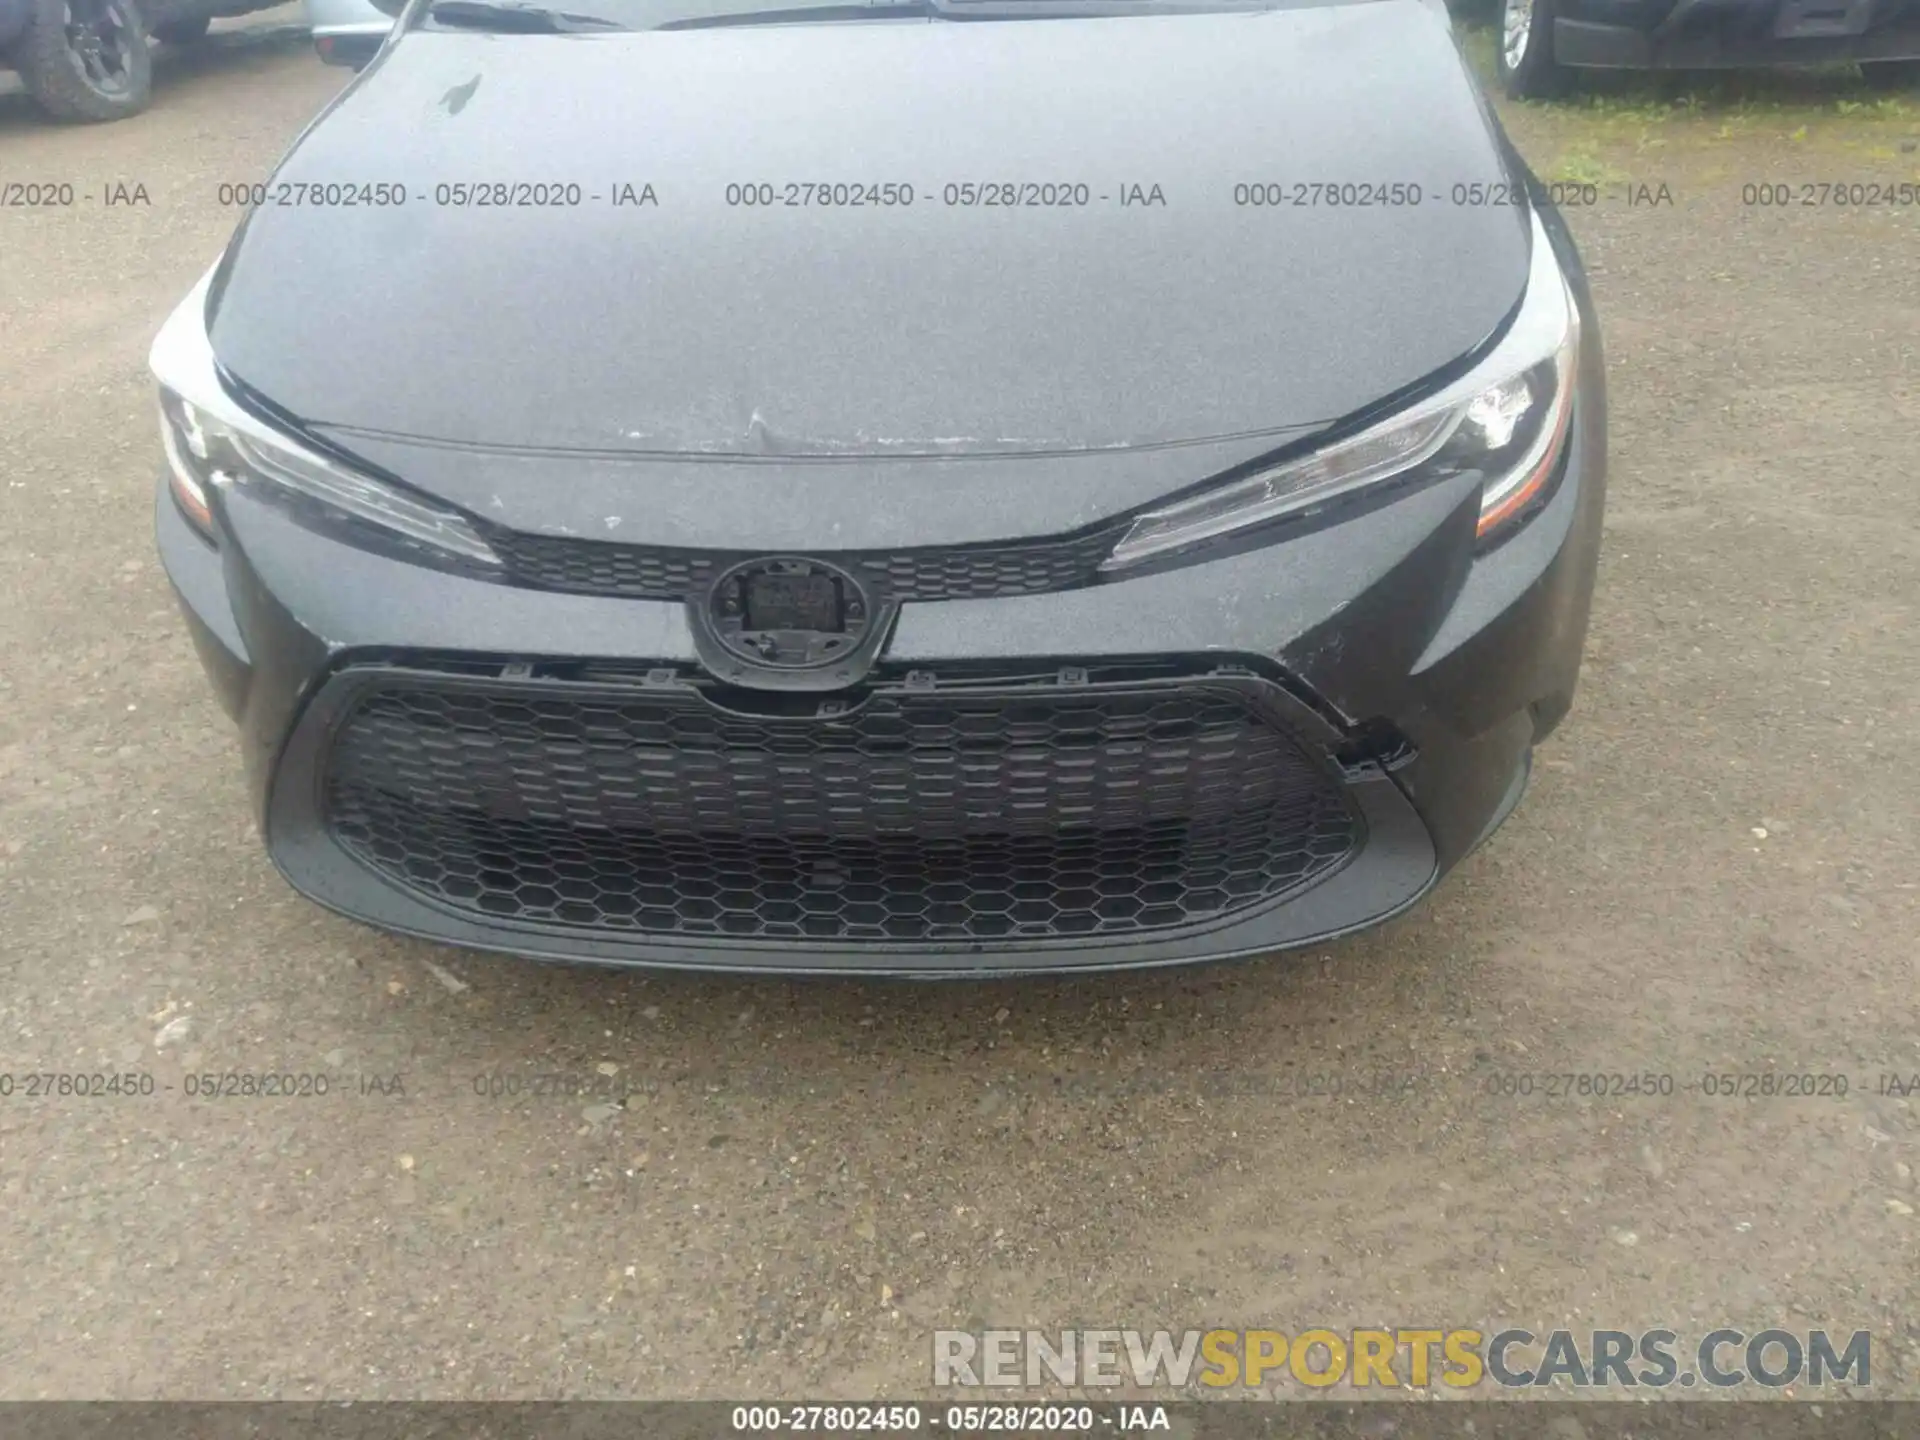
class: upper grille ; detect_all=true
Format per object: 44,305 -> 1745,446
321,666 -> 1359,945
487,527 -> 1124,603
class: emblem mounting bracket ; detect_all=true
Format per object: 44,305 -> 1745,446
689,556 -> 892,692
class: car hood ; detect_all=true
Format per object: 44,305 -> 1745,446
209,1 -> 1530,548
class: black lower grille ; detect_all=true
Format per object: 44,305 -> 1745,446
488,527 -> 1124,603
321,666 -> 1359,944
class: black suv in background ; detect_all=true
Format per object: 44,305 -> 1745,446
1498,0 -> 1920,95
1,0 -> 287,120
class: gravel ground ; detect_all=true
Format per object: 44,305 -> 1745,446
1,21 -> 1917,1400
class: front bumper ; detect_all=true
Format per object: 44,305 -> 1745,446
156,227 -> 1607,980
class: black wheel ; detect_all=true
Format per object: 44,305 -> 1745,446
12,0 -> 152,122
151,12 -> 210,42
1497,0 -> 1571,98
1859,60 -> 1920,91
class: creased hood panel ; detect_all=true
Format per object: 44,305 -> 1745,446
211,0 -> 1527,476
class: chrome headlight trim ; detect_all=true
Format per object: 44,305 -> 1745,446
149,266 -> 501,569
1103,208 -> 1579,573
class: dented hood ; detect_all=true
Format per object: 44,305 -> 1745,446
208,0 -> 1530,545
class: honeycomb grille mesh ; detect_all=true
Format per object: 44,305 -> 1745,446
322,673 -> 1358,943
488,528 -> 1122,603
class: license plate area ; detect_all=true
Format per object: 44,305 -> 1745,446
745,572 -> 843,634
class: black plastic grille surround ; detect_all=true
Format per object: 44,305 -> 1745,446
321,666 -> 1360,944
488,527 -> 1124,603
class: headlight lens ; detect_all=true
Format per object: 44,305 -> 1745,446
1103,208 -> 1580,573
150,267 -> 501,569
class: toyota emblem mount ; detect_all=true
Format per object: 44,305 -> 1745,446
705,556 -> 874,672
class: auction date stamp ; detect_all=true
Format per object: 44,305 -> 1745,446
211,180 -> 661,208
728,1404 -> 1152,1434
1741,180 -> 1920,207
722,181 -> 1168,207
1,180 -> 151,207
0,1070 -> 406,1099
1230,179 -> 1674,209
1479,1070 -> 1855,1100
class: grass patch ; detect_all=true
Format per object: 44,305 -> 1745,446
1544,145 -> 1628,186
1456,19 -> 1498,79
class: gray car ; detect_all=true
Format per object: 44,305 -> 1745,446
152,0 -> 1608,977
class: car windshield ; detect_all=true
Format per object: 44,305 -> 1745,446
418,0 -> 1322,32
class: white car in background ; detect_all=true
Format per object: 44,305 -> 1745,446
304,0 -> 385,64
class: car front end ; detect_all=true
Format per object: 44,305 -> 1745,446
153,0 -> 1607,977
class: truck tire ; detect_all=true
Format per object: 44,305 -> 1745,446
13,0 -> 152,122
1498,0 -> 1571,98
1859,61 -> 1920,91
151,12 -> 208,41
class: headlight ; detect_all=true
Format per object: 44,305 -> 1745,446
149,266 -> 501,569
1102,208 -> 1580,573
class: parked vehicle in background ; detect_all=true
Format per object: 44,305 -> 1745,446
304,0 -> 386,65
1499,0 -> 1920,96
0,0 -> 288,119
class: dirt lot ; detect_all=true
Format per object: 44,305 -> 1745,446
1,19 -> 1917,1401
